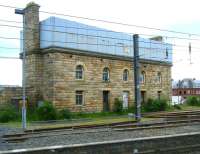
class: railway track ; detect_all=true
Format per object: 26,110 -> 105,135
3,110 -> 200,143
2,121 -> 135,143
3,119 -> 200,143
143,109 -> 200,117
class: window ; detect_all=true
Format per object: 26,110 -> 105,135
157,72 -> 162,83
140,71 -> 146,84
123,69 -> 129,81
103,67 -> 110,81
76,65 -> 84,79
76,91 -> 84,105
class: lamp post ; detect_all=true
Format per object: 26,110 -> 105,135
15,8 -> 26,130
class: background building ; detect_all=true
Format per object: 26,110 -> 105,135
19,3 -> 172,112
0,85 -> 22,108
172,79 -> 200,103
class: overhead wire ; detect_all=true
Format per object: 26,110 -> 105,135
0,23 -> 198,51
1,4 -> 200,38
0,3 -> 198,87
0,3 -> 200,65
0,56 -> 19,59
1,19 -> 200,43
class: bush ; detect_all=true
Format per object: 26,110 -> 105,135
58,108 -> 71,119
173,104 -> 182,110
36,101 -> 57,121
113,98 -> 123,113
27,106 -> 38,121
0,104 -> 19,123
143,98 -> 168,112
126,106 -> 136,113
186,96 -> 200,106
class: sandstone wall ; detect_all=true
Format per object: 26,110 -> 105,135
38,51 -> 171,112
25,54 -> 43,104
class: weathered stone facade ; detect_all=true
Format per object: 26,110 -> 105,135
40,51 -> 171,112
0,86 -> 22,105
22,2 -> 172,112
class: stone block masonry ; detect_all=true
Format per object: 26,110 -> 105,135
36,50 -> 171,112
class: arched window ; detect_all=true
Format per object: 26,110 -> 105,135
140,71 -> 146,84
103,67 -> 110,81
157,72 -> 162,83
123,69 -> 129,81
76,65 -> 84,79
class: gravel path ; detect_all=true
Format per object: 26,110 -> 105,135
1,123 -> 200,151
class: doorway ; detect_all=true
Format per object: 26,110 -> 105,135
158,91 -> 162,100
103,91 -> 110,112
141,91 -> 146,104
122,91 -> 129,109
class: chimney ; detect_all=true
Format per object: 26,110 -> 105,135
24,2 -> 40,53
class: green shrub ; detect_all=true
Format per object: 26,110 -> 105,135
186,96 -> 200,106
36,101 -> 57,121
122,106 -> 136,113
173,104 -> 182,110
143,98 -> 168,112
0,104 -> 19,123
58,108 -> 71,119
113,98 -> 123,113
27,106 -> 38,121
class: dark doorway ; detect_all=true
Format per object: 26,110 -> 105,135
158,91 -> 162,100
141,91 -> 146,104
103,91 -> 110,112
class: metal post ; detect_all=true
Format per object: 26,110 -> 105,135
15,9 -> 26,130
133,34 -> 141,122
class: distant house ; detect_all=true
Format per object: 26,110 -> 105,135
172,79 -> 200,103
0,85 -> 22,108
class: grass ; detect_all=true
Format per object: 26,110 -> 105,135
0,121 -> 23,128
177,103 -> 200,110
2,103 -> 200,129
71,111 -> 128,119
0,114 -> 135,129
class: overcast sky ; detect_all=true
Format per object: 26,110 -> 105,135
0,0 -> 200,85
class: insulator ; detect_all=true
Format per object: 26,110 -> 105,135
189,42 -> 191,54
165,47 -> 168,59
189,42 -> 192,64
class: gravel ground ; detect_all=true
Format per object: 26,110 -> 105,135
1,123 -> 200,151
0,126 -> 23,151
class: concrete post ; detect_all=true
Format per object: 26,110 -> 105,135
133,34 -> 141,122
